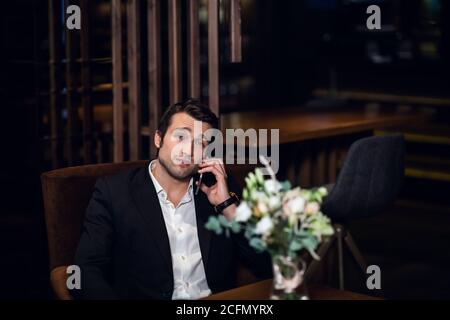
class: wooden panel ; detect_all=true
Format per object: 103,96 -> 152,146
208,0 -> 220,116
299,149 -> 312,188
328,143 -> 338,183
48,0 -> 63,168
187,0 -> 201,99
168,0 -> 182,104
127,0 -> 142,160
112,0 -> 124,162
315,145 -> 327,185
148,0 -> 162,159
33,0 -> 44,170
65,0 -> 76,166
80,0 -> 94,164
230,0 -> 242,63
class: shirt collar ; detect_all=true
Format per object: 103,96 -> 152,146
148,159 -> 194,200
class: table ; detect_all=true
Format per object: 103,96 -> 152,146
221,106 -> 429,145
221,106 -> 429,187
204,279 -> 380,300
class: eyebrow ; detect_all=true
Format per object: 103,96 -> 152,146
173,127 -> 210,141
173,127 -> 192,132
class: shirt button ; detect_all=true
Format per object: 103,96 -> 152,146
177,227 -> 183,233
181,255 -> 186,261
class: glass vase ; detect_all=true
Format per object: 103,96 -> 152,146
270,254 -> 309,300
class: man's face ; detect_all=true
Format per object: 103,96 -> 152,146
155,112 -> 211,181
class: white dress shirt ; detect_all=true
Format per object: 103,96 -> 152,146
148,160 -> 211,300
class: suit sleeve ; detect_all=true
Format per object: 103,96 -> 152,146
71,177 -> 117,299
227,176 -> 273,280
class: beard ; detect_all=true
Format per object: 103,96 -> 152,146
158,155 -> 197,181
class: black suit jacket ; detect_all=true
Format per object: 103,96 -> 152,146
73,162 -> 272,300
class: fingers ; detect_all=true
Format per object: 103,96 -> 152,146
198,165 -> 224,181
198,158 -> 227,178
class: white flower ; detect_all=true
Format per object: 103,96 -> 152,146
287,197 -> 305,214
305,202 -> 320,215
257,201 -> 269,215
268,195 -> 281,210
283,187 -> 302,201
255,216 -> 273,235
264,180 -> 282,194
251,191 -> 267,202
235,202 -> 252,222
282,203 -> 292,218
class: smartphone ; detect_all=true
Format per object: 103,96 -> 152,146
195,171 -> 217,195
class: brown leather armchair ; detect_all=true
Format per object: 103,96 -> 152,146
41,161 -> 258,300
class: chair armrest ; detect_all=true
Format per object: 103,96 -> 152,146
50,266 -> 73,300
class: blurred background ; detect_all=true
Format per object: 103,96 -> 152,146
1,0 -> 450,299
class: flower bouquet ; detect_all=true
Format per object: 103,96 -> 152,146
205,155 -> 334,300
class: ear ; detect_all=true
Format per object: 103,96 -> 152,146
154,130 -> 162,149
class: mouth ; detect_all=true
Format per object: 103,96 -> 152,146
176,158 -> 192,166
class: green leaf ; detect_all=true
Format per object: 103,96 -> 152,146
255,168 -> 264,185
281,180 -> 291,192
205,216 -> 224,235
301,235 -> 319,252
230,221 -> 242,233
218,215 -> 231,228
249,237 -> 266,252
289,239 -> 304,251
243,188 -> 249,200
244,226 -> 255,240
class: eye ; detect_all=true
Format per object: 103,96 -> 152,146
174,133 -> 186,141
193,138 -> 208,147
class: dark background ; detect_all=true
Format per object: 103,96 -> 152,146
1,0 -> 450,299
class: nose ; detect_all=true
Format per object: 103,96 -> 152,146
177,141 -> 192,160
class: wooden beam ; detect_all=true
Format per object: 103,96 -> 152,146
65,0 -> 76,166
230,0 -> 242,63
48,0 -> 63,168
148,0 -> 162,159
315,145 -> 327,185
80,0 -> 94,164
127,0 -> 142,160
168,0 -> 182,104
187,0 -> 200,99
33,0 -> 44,171
112,0 -> 124,162
208,0 -> 220,115
328,144 -> 337,183
299,142 -> 312,187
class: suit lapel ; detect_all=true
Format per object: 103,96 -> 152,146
193,174 -> 216,272
130,163 -> 173,271
130,164 -> 216,275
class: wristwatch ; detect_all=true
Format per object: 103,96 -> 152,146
214,192 -> 239,214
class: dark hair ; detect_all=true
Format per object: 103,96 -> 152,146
156,99 -> 219,152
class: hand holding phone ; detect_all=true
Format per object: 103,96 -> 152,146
195,157 -> 218,195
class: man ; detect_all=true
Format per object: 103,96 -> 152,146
73,100 -> 272,300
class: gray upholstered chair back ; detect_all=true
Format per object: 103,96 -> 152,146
322,134 -> 405,220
